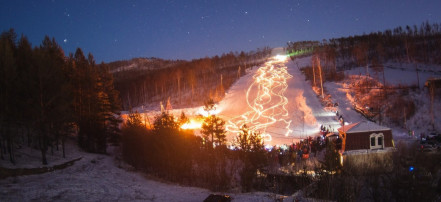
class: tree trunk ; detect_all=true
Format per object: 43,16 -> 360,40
8,137 -> 15,164
405,38 -> 411,63
5,125 -> 15,164
0,138 -> 4,160
415,63 -> 420,89
178,78 -> 181,103
40,132 -> 48,165
41,148 -> 48,165
317,57 -> 324,98
312,58 -> 316,87
430,86 -> 435,130
191,84 -> 194,103
62,137 -> 66,158
27,126 -> 31,147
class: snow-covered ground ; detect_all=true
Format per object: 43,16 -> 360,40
217,56 -> 351,146
216,56 -> 440,145
0,139 -> 295,201
335,62 -> 441,138
129,56 -> 439,146
345,63 -> 441,87
2,56 -> 439,201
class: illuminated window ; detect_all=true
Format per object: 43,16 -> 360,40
369,133 -> 384,149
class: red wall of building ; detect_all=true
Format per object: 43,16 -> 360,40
343,130 -> 393,151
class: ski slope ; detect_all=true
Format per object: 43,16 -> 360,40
136,55 -> 431,146
218,56 -> 342,146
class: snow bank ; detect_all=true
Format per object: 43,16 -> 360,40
0,140 -> 289,201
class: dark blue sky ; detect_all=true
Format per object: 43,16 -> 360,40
1,0 -> 440,63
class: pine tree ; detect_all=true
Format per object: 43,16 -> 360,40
16,35 -> 34,147
324,140 -> 341,172
234,125 -> 266,191
200,99 -> 226,148
0,30 -> 122,161
30,36 -> 72,164
201,114 -> 226,148
235,125 -> 264,152
153,111 -> 178,136
178,111 -> 189,127
98,62 -> 122,145
126,110 -> 143,128
71,49 -> 121,153
0,29 -> 18,163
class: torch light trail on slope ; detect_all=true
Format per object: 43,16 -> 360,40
225,55 -> 292,143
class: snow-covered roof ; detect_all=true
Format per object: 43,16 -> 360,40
338,121 -> 390,133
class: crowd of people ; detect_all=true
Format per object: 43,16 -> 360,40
265,131 -> 346,176
267,135 -> 328,168
266,107 -> 347,168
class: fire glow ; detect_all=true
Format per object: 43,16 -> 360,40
180,106 -> 221,130
181,118 -> 203,130
226,55 -> 293,143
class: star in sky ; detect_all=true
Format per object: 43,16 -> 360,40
1,0 -> 440,62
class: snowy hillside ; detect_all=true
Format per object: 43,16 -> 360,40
345,63 -> 441,87
332,62 -> 441,138
0,139 -> 295,201
160,55 -> 441,146
131,56 -> 344,146
108,57 -> 183,73
130,55 -> 439,146
2,55 -> 440,201
217,56 -> 342,146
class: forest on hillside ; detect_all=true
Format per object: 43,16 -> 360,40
0,29 -> 121,165
288,21 -> 441,73
111,48 -> 272,110
287,21 -> 441,129
108,57 -> 185,73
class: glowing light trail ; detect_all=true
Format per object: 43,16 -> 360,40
226,55 -> 293,142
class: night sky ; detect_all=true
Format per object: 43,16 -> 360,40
1,0 -> 440,63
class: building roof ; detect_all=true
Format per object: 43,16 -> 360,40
338,121 -> 390,133
325,132 -> 338,138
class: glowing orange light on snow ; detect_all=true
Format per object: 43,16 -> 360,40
180,105 -> 222,130
181,118 -> 203,129
197,107 -> 220,117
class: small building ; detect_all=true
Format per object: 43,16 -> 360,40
337,121 -> 395,172
338,121 -> 393,152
